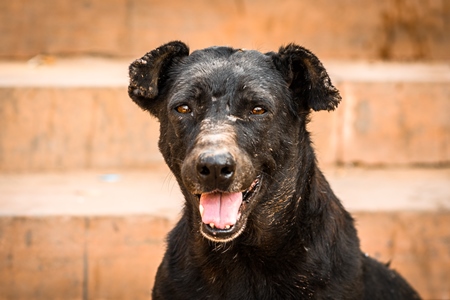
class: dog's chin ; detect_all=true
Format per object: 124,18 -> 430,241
200,219 -> 248,243
198,176 -> 262,243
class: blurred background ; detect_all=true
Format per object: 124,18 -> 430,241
0,0 -> 449,299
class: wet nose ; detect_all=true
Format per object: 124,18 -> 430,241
196,151 -> 236,190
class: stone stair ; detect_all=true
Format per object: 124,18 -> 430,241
1,166 -> 449,299
0,0 -> 449,299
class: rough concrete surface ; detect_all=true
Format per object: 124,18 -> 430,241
0,165 -> 449,299
1,166 -> 449,216
1,0 -> 449,60
0,59 -> 449,171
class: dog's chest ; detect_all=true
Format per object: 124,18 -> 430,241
192,254 -> 318,300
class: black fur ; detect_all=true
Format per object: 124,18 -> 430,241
128,41 -> 421,300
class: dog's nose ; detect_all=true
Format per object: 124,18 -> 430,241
196,152 -> 236,190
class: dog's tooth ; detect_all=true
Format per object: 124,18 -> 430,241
209,223 -> 215,228
199,204 -> 204,217
225,225 -> 231,230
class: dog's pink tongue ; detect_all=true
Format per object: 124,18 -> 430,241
200,192 -> 242,229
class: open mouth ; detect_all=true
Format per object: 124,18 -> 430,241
198,176 -> 261,242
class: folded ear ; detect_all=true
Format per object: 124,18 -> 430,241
128,41 -> 189,115
270,44 -> 341,112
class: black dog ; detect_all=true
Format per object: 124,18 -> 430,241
128,41 -> 421,299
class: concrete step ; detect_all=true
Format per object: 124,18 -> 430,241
0,59 -> 449,172
313,62 -> 450,167
0,166 -> 449,299
0,0 -> 449,61
0,58 -> 162,172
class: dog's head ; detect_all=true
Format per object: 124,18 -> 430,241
129,41 -> 341,243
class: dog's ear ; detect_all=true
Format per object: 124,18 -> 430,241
128,41 -> 189,115
270,44 -> 341,112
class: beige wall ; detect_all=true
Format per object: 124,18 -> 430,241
0,0 -> 449,61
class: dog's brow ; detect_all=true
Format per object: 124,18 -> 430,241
190,60 -> 231,77
186,57 -> 253,81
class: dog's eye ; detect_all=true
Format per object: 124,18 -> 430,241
175,104 -> 192,114
251,106 -> 266,115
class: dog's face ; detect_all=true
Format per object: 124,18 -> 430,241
169,48 -> 297,242
129,41 -> 341,242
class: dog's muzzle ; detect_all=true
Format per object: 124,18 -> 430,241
180,130 -> 258,242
